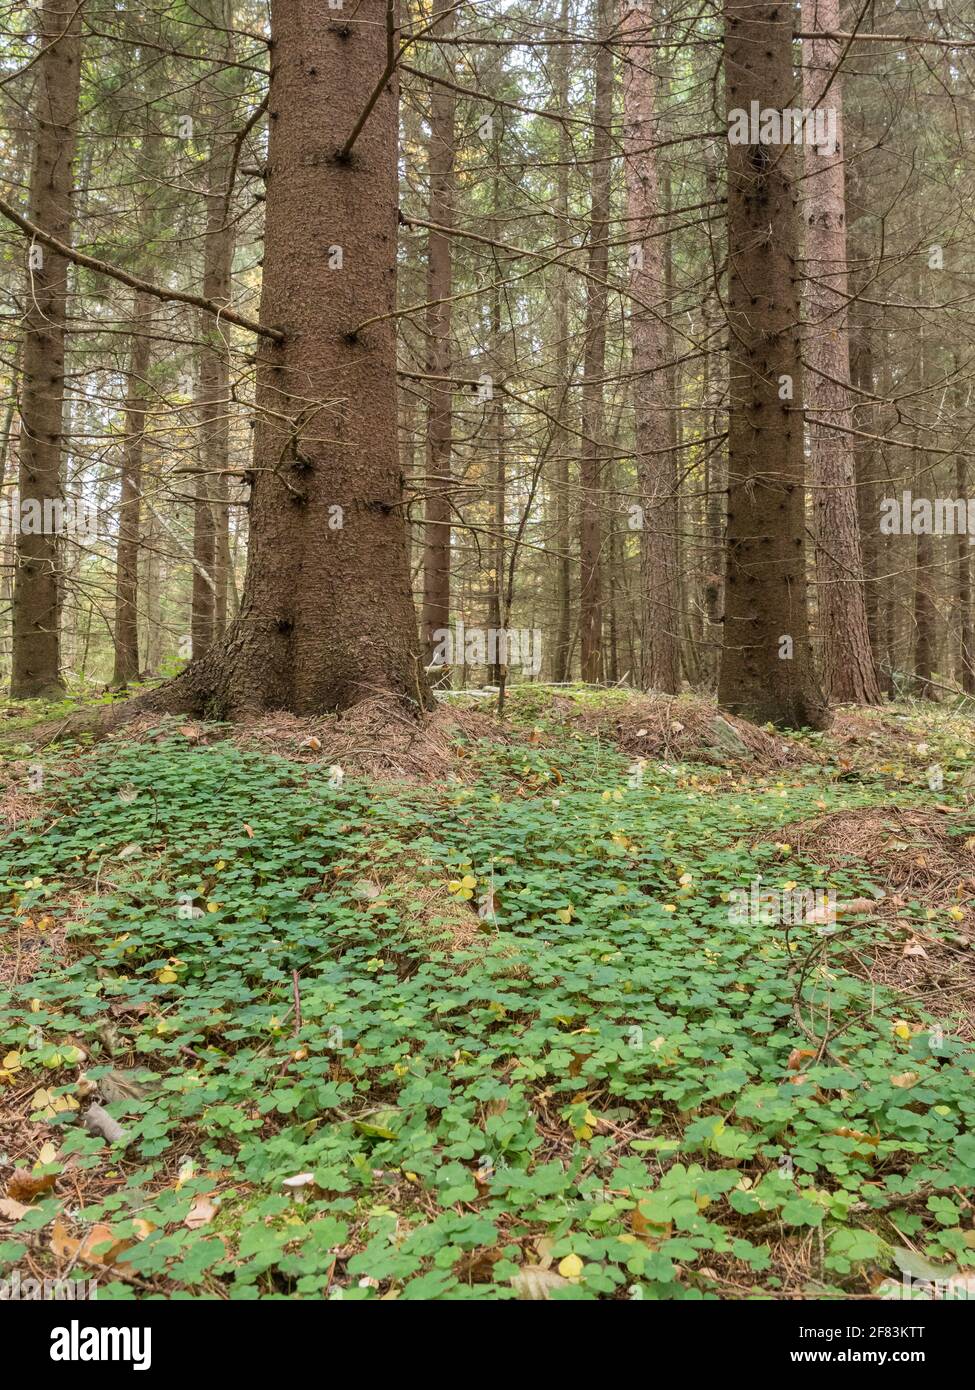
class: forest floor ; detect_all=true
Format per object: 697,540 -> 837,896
2,684 -> 975,1300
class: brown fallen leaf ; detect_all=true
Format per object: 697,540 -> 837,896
835,898 -> 881,916
178,724 -> 202,742
0,1197 -> 30,1221
902,938 -> 928,958
890,1071 -> 919,1089
7,1168 -> 56,1202
787,1047 -> 816,1070
242,823 -> 254,838
50,1217 -> 135,1272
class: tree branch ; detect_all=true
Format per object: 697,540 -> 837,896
0,193 -> 283,343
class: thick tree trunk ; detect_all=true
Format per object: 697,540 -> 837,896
801,0 -> 880,705
717,0 -> 828,729
146,0 -> 427,718
111,291 -> 152,686
579,0 -> 613,682
11,0 -> 84,698
621,0 -> 680,692
419,0 -> 456,671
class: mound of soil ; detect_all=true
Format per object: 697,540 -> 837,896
228,698 -> 506,782
777,804 -> 975,1037
556,692 -> 802,768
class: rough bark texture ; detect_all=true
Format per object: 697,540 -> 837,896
419,0 -> 456,670
621,0 -> 680,693
702,140 -> 726,689
193,3 -> 237,655
801,0 -> 880,705
145,0 -> 428,718
11,0 -> 84,697
717,0 -> 828,729
111,292 -> 152,686
552,0 -> 573,682
956,449 -> 974,693
579,0 -> 613,683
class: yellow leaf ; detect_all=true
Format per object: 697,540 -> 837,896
156,968 -> 178,984
558,1254 -> 584,1279
2,1051 -> 21,1072
892,1021 -> 911,1040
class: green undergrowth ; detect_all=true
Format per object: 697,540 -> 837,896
2,694 -> 975,1300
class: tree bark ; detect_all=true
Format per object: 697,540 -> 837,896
419,0 -> 456,672
193,1 -> 238,656
621,0 -> 680,692
717,0 -> 828,729
801,0 -> 880,705
552,0 -> 573,683
142,0 -> 428,718
956,447 -> 974,694
579,0 -> 613,682
111,291 -> 152,686
11,0 -> 84,698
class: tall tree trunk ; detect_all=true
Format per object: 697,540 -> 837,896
801,0 -> 880,705
621,1 -> 679,692
702,140 -> 726,690
419,0 -> 456,671
111,291 -> 152,686
11,0 -> 84,697
718,0 -> 828,729
848,294 -> 888,689
912,248 -> 937,699
486,250 -> 505,686
956,447 -> 974,694
552,0 -> 573,682
579,0 -> 612,682
193,2 -> 238,656
150,0 -> 427,717
205,134 -> 236,641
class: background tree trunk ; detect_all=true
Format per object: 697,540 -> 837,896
112,291 -> 152,686
621,0 -> 680,692
11,0 -> 84,697
419,0 -> 456,673
802,0 -> 880,705
579,0 -> 612,682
